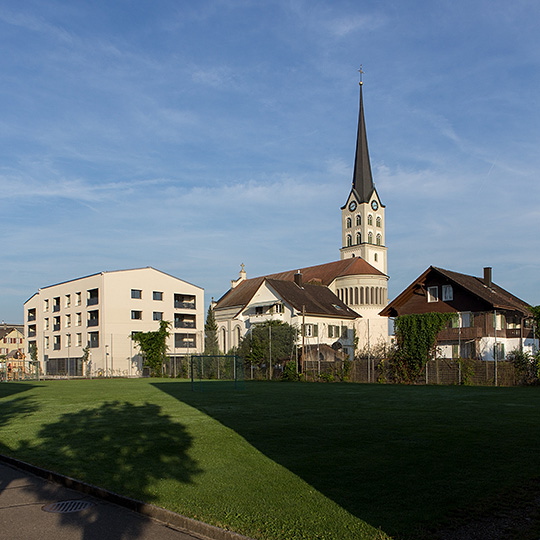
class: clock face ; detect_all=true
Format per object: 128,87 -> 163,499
349,201 -> 357,211
371,200 -> 379,211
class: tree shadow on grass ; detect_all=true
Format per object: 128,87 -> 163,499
7,401 -> 202,540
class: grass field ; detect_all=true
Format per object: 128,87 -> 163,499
1,379 -> 540,539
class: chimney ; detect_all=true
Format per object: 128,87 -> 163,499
483,267 -> 492,288
294,271 -> 303,288
231,263 -> 247,289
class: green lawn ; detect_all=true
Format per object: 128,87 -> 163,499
1,379 -> 539,539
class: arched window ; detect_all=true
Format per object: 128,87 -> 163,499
235,326 -> 241,347
365,287 -> 370,305
368,232 -> 373,244
368,215 -> 373,226
346,217 -> 352,228
221,328 -> 226,352
344,288 -> 349,304
349,288 -> 353,305
354,287 -> 359,304
376,217 -> 381,228
346,234 -> 352,247
360,287 -> 364,305
356,214 -> 361,226
376,234 -> 382,246
371,287 -> 375,304
356,232 -> 361,244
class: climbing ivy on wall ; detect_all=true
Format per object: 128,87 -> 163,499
393,312 -> 455,383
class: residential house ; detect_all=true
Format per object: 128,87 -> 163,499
379,266 -> 538,361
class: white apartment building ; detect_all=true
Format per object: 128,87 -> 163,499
24,267 -> 204,377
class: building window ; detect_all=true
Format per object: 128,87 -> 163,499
346,234 -> 352,247
302,324 -> 318,337
174,294 -> 196,309
346,217 -> 352,228
87,289 -> 99,306
376,217 -> 381,228
376,234 -> 381,246
53,336 -> 61,350
153,311 -> 163,321
442,285 -> 453,301
44,299 -> 49,312
131,289 -> 142,299
273,303 -> 284,314
44,318 -> 49,331
44,336 -> 49,350
65,314 -> 71,328
76,333 -> 82,347
368,232 -> 373,244
65,334 -> 71,348
427,286 -> 439,303
53,297 -> 61,312
356,232 -> 361,244
131,310 -> 143,320
53,316 -> 61,332
88,332 -> 99,348
153,291 -> 163,301
65,294 -> 71,308
76,313 -> 82,326
88,310 -> 99,327
374,253 -> 378,262
461,312 -> 473,328
368,215 -> 373,226
27,308 -> 36,322
356,214 -> 361,226
76,292 -> 82,306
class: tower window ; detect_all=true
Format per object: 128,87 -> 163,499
346,234 -> 352,247
368,232 -> 373,244
356,215 -> 361,226
346,217 -> 352,228
376,217 -> 381,227
368,215 -> 373,226
376,234 -> 382,246
356,232 -> 361,244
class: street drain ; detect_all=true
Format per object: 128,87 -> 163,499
42,500 -> 95,513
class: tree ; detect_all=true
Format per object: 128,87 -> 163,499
131,320 -> 171,375
204,306 -> 220,355
236,320 -> 297,367
392,312 -> 455,383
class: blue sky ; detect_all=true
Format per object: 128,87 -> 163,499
1,0 -> 539,323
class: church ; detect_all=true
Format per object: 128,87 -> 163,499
212,81 -> 389,359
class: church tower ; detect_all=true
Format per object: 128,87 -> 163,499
340,78 -> 387,275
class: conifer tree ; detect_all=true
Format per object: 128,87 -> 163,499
204,305 -> 220,355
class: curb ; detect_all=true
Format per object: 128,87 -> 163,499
0,453 -> 253,540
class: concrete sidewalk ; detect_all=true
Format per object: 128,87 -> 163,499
0,457 -> 252,540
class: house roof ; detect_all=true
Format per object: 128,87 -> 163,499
215,258 -> 384,311
265,279 -> 359,319
380,266 -> 533,318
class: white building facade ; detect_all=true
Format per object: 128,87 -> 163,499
24,267 -> 204,377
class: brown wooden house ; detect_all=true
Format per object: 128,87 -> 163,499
380,266 -> 538,361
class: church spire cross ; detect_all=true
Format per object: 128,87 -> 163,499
358,65 -> 364,86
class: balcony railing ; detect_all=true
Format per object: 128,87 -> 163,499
87,297 -> 99,306
175,321 -> 196,329
437,327 -> 483,340
28,331 -> 36,338
174,301 -> 196,310
53,344 -> 61,350
27,313 -> 36,322
53,305 -> 60,312
87,319 -> 99,327
53,324 -> 61,332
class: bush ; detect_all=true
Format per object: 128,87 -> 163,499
508,348 -> 540,385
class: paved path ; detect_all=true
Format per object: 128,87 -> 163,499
0,458 -> 251,540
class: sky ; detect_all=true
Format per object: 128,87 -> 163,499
1,0 -> 540,323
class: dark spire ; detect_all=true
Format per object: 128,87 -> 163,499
352,80 -> 375,203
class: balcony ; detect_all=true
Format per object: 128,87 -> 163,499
27,312 -> 36,322
28,330 -> 36,338
53,305 -> 60,312
53,343 -> 61,351
87,297 -> 99,306
87,319 -> 99,327
53,324 -> 61,332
